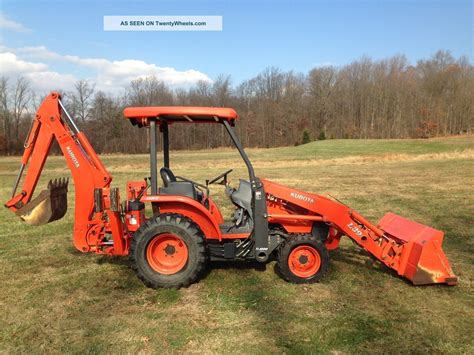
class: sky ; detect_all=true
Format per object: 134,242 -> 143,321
0,0 -> 472,94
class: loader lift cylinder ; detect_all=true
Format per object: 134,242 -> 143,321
4,92 -> 457,288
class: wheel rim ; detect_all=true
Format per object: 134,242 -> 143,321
146,233 -> 188,275
288,245 -> 321,278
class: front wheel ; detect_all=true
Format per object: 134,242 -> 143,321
130,213 -> 206,289
277,234 -> 329,284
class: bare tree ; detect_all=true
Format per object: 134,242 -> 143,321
1,50 -> 473,155
72,80 -> 95,122
308,66 -> 336,138
127,76 -> 174,106
0,77 -> 10,153
12,77 -> 31,143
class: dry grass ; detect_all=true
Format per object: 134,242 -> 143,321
99,149 -> 474,173
0,136 -> 473,353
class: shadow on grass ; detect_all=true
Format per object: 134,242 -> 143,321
67,247 -> 132,266
331,247 -> 393,274
208,260 -> 268,271
67,242 -> 411,286
95,255 -> 132,266
200,259 -> 267,282
330,247 -> 425,288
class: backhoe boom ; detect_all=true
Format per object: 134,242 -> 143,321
5,92 -> 128,255
4,92 -> 457,288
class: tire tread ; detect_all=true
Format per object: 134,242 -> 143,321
276,234 -> 329,284
130,213 -> 206,289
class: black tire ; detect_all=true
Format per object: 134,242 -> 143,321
277,234 -> 329,284
130,213 -> 206,289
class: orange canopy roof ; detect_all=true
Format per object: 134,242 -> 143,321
123,106 -> 238,125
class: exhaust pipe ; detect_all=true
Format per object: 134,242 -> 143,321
15,178 -> 69,226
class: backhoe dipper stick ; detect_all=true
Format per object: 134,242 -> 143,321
4,92 -> 128,255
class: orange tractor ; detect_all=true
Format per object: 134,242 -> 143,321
5,92 -> 457,288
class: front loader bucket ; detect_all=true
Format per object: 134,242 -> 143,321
15,178 -> 69,226
378,213 -> 457,285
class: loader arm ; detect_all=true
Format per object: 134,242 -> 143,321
5,92 -> 128,255
263,179 -> 457,285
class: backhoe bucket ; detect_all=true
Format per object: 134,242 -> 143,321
378,213 -> 457,285
15,178 -> 69,226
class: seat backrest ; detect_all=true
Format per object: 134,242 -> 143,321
230,179 -> 253,217
160,167 -> 176,187
159,182 -> 198,200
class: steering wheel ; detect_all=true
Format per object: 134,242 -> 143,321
208,169 -> 233,185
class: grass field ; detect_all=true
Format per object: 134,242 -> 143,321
1,136 -> 473,354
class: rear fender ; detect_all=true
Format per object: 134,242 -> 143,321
141,195 -> 222,240
207,197 -> 224,224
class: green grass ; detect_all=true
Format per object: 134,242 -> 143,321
1,135 -> 473,353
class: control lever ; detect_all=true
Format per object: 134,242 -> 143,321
137,177 -> 151,200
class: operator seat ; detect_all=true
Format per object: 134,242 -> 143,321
159,167 -> 201,202
160,167 -> 177,187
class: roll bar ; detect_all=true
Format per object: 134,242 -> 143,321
148,119 -> 255,194
222,120 -> 255,180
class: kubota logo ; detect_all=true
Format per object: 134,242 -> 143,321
290,192 -> 314,204
66,146 -> 80,168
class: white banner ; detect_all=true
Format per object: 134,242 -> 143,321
104,16 -> 222,31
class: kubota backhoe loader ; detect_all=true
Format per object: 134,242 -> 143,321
5,92 -> 457,288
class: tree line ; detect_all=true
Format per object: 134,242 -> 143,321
0,50 -> 473,155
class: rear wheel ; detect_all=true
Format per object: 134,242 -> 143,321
130,214 -> 206,289
277,234 -> 329,284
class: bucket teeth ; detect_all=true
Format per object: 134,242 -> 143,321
48,177 -> 69,191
